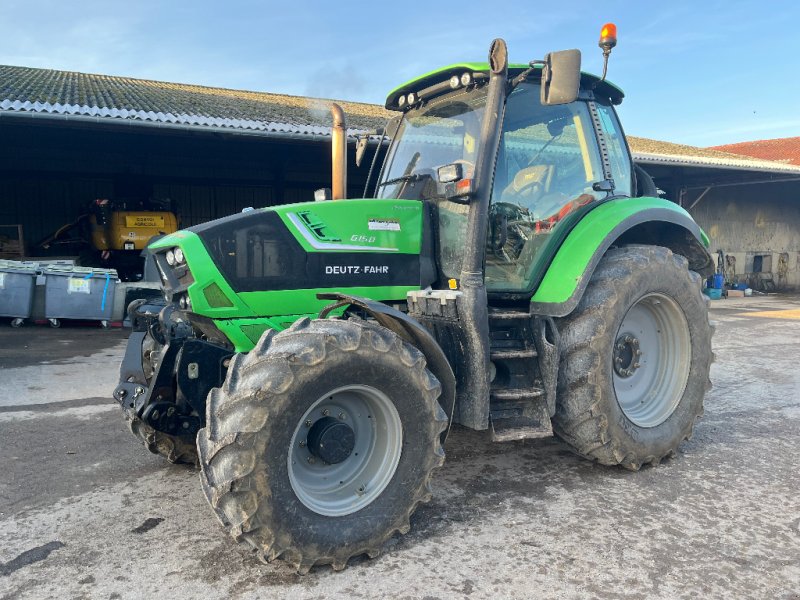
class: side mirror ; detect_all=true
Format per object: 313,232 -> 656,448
541,49 -> 581,105
355,128 -> 384,168
355,134 -> 369,168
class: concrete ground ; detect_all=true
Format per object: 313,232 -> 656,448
1,296 -> 799,600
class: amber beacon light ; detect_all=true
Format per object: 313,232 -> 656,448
598,22 -> 617,81
599,23 -> 617,50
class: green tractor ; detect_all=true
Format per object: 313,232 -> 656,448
114,30 -> 714,573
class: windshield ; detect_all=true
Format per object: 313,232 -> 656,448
375,87 -> 488,276
375,86 -> 488,201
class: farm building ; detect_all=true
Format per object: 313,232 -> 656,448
2,65 -> 799,289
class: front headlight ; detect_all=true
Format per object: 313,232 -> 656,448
166,249 -> 176,266
174,247 -> 185,264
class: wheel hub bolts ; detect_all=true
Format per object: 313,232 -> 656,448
613,334 -> 642,378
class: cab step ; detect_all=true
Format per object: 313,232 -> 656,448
487,306 -> 556,442
490,388 -> 545,402
489,388 -> 552,442
490,348 -> 538,361
488,308 -> 532,321
490,415 -> 553,442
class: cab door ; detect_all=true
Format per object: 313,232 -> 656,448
485,83 -> 608,295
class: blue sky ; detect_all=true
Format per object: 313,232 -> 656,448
1,0 -> 798,146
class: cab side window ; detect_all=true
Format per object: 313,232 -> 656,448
485,83 -> 605,293
595,102 -> 633,197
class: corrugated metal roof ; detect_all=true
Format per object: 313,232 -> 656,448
2,64 -> 800,175
632,151 -> 800,174
0,64 -> 387,138
628,136 -> 800,174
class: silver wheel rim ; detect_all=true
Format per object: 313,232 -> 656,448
288,385 -> 403,517
612,293 -> 691,428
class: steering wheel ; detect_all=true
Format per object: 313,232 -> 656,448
501,165 -> 553,206
488,202 -> 533,261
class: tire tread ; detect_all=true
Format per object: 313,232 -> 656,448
197,318 -> 446,573
553,245 -> 714,471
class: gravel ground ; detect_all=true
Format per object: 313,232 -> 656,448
1,296 -> 799,600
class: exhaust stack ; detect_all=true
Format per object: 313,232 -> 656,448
331,104 -> 347,199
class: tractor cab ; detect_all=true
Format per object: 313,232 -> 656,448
375,60 -> 633,297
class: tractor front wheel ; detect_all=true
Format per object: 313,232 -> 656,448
553,245 -> 713,470
197,318 -> 446,573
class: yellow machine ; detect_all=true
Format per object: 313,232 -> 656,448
90,210 -> 178,253
88,199 -> 178,280
39,198 -> 179,281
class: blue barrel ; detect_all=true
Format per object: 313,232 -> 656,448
713,273 -> 724,289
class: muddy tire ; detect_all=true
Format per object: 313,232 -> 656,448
128,414 -> 199,467
553,245 -> 713,470
197,317 -> 446,573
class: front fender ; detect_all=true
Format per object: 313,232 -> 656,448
317,293 -> 457,440
529,197 -> 713,317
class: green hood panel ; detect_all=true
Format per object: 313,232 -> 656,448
273,198 -> 423,254
145,199 -> 426,348
148,230 -> 192,249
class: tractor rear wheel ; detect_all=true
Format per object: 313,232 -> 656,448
553,245 -> 713,470
197,318 -> 446,573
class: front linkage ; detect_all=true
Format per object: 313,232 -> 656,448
114,299 -> 233,443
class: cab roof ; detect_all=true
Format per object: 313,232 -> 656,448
385,62 -> 625,110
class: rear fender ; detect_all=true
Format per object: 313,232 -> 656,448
530,197 -> 714,317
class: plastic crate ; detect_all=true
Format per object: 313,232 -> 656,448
0,260 -> 38,323
43,264 -> 118,324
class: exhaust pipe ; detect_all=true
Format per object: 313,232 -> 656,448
331,103 -> 347,199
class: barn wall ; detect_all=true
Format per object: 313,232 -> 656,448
4,118 -> 798,292
687,181 -> 800,290
0,120 -> 373,255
